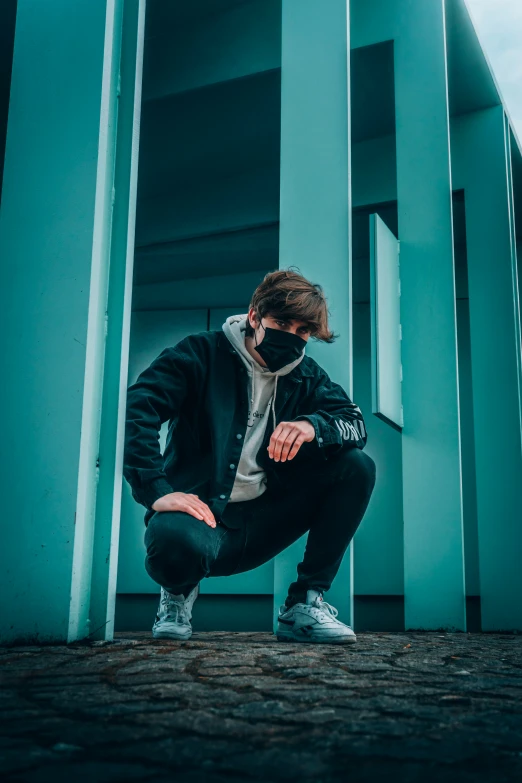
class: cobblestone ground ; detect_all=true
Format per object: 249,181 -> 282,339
1,631 -> 522,783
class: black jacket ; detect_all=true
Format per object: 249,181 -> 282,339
123,329 -> 368,524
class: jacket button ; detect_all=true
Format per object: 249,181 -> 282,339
219,494 -> 226,500
236,433 -> 243,439
229,463 -> 236,470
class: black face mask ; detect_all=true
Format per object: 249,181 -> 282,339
253,320 -> 307,372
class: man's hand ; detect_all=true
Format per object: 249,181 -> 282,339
267,420 -> 315,462
151,492 -> 217,528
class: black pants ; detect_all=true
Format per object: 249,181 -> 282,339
144,446 -> 376,607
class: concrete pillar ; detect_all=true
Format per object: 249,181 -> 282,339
395,0 -> 465,631
274,0 -> 353,628
89,0 -> 146,641
453,107 -> 522,631
352,0 -> 466,630
0,0 -> 129,643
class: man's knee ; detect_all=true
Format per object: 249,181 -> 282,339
358,449 -> 377,487
329,447 -> 377,490
145,511 -> 212,577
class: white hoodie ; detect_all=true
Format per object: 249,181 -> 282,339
222,313 -> 305,503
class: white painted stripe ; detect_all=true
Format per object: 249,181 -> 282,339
68,0 -> 119,643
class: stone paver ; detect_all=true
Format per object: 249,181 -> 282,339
1,631 -> 522,782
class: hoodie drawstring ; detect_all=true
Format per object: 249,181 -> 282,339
272,376 -> 278,431
251,369 -> 255,426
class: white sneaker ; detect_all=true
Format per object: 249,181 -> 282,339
152,584 -> 199,640
276,589 -> 357,644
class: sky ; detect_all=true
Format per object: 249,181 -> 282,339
466,0 -> 522,139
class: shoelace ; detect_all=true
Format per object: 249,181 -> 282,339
161,594 -> 190,624
311,597 -> 339,619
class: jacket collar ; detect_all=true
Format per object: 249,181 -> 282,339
216,329 -> 313,381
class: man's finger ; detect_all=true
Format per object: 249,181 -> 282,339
191,498 -> 216,521
187,495 -> 215,521
286,434 -> 305,460
268,423 -> 293,460
274,430 -> 292,461
281,430 -> 301,462
182,498 -> 216,526
280,431 -> 301,460
273,426 -> 297,461
193,506 -> 216,526
179,502 -> 205,521
184,505 -> 215,528
267,426 -> 280,459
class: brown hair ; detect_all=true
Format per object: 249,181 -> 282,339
245,267 -> 337,343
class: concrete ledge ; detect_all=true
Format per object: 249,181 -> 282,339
116,594 -> 482,633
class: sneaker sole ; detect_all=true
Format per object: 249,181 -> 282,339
152,629 -> 192,641
276,631 -> 357,645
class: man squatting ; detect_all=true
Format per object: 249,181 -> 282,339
124,269 -> 377,643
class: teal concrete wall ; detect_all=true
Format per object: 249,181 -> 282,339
352,0 -> 467,631
0,0 -> 123,643
1,0 -> 521,641
452,108 -> 522,631
117,0 -> 520,634
143,0 -> 280,101
274,0 -> 353,628
116,0 -> 283,607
